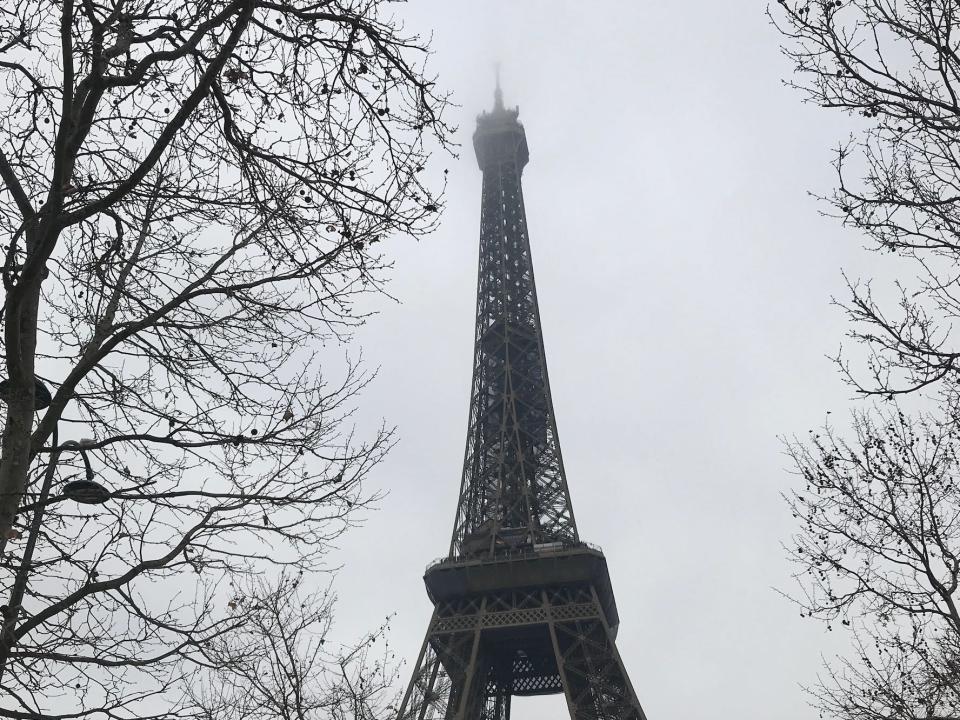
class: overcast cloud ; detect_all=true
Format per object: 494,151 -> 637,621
327,2 -> 874,718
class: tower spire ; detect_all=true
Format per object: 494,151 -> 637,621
493,62 -> 504,111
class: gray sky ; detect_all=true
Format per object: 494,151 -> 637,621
330,2 -> 880,718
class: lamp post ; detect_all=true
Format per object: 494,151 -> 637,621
0,378 -> 111,682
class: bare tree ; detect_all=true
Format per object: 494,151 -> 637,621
786,408 -> 960,719
188,573 -> 399,720
770,2 -> 960,717
0,0 -> 450,717
773,0 -> 960,398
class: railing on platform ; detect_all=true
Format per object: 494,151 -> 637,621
424,540 -> 603,574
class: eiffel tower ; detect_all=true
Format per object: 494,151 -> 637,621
395,81 -> 647,720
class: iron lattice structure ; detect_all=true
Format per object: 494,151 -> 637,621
450,87 -> 576,559
396,86 -> 647,720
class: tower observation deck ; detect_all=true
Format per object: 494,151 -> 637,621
395,83 -> 648,720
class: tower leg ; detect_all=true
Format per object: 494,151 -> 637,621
450,597 -> 486,720
398,586 -> 645,720
545,588 -> 646,720
395,624 -> 450,720
397,599 -> 489,720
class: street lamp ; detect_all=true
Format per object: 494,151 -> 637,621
0,378 -> 52,410
59,441 -> 110,506
0,377 -> 111,505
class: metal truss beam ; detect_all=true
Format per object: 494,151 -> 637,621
396,586 -> 647,720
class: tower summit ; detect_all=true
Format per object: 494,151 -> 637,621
396,85 -> 647,720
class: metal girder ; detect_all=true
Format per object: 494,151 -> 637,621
395,585 -> 647,720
